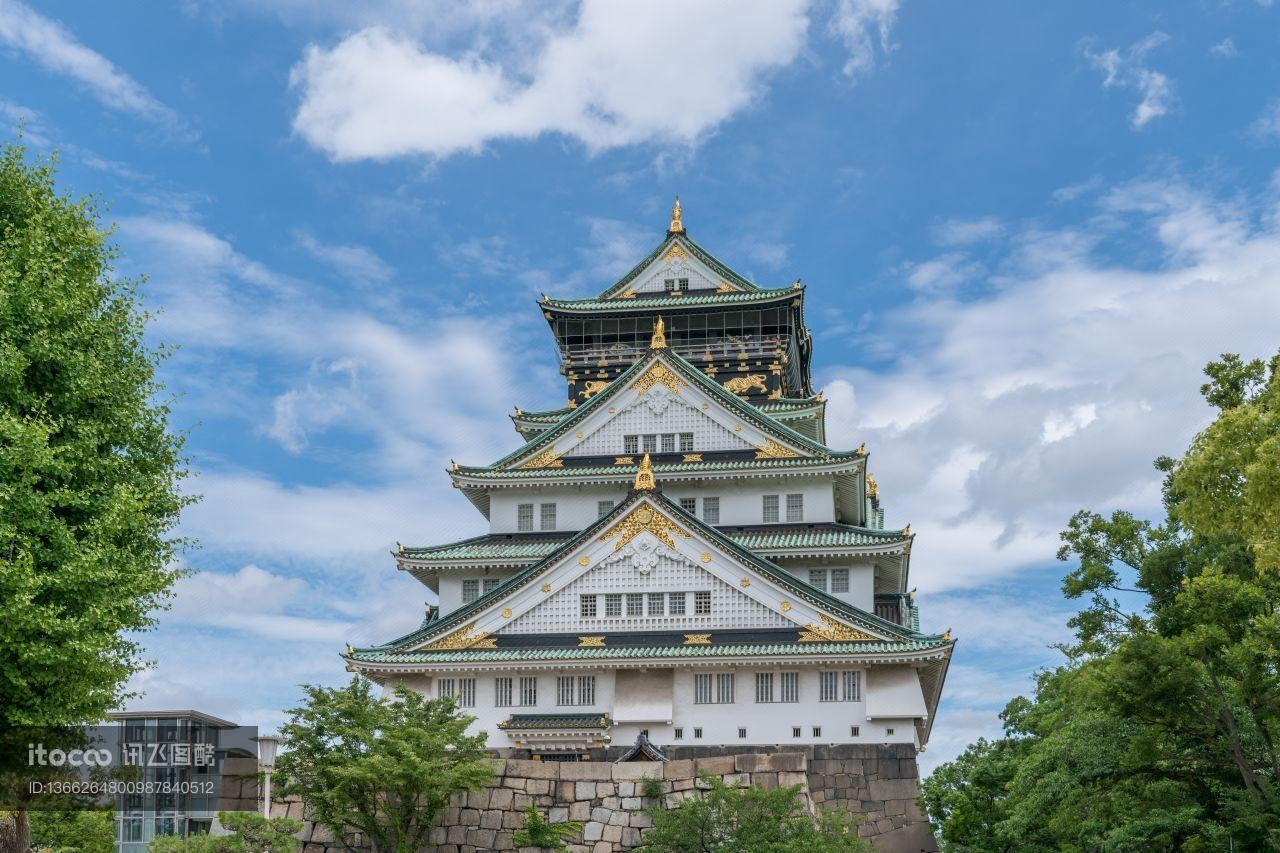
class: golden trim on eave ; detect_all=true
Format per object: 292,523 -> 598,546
755,438 -> 803,460
798,615 -> 879,643
517,446 -> 564,470
417,621 -> 497,651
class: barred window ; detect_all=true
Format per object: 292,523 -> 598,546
812,726 -> 822,738
458,678 -> 475,708
808,570 -> 827,592
519,677 -> 538,706
679,432 -> 694,452
716,673 -> 735,703
694,727 -> 703,739
624,435 -> 639,454
580,595 -> 597,618
626,593 -> 644,616
820,671 -> 861,701
850,726 -> 861,737
557,676 -> 575,706
647,592 -> 665,616
738,727 -> 747,738
693,675 -> 735,706
786,493 -> 804,522
461,579 -> 480,603
578,675 -> 595,706
679,497 -> 697,514
763,494 -> 779,523
792,726 -> 802,738
495,677 -> 513,707
598,500 -> 615,517
694,590 -> 712,615
755,672 -> 774,703
605,594 -> 622,617
780,671 -> 800,703
702,497 -> 719,524
669,592 -> 687,615
843,670 -> 862,701
661,433 -> 676,453
677,278 -> 689,291
437,678 -> 455,700
540,503 -> 556,531
831,568 -> 849,593
820,671 -> 839,702
694,674 -> 713,704
674,727 -> 684,740
517,503 -> 534,532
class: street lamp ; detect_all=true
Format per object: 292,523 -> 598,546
253,734 -> 283,819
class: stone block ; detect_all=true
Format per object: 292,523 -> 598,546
602,824 -> 623,842
753,772 -> 779,790
621,796 -> 642,809
575,781 -> 597,800
591,806 -> 611,823
569,801 -> 591,821
527,778 -> 551,795
446,825 -> 467,844
885,798 -> 908,816
593,843 -> 611,853
631,812 -> 653,828
489,787 -> 515,809
513,793 -> 534,810
618,782 -> 634,796
869,778 -> 919,801
673,777 -> 694,791
695,755 -> 736,776
503,776 -> 527,790
622,827 -> 643,846
609,810 -> 629,825
467,828 -> 496,848
596,782 -> 616,797
459,808 -> 480,825
778,771 -> 807,789
612,762 -> 662,781
549,806 -> 568,823
583,821 -> 604,841
481,809 -> 504,829
561,761 -> 613,781
772,752 -> 806,772
663,758 -> 695,779
508,759 -> 559,779
601,796 -> 620,809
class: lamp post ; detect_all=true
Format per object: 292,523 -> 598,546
253,734 -> 282,819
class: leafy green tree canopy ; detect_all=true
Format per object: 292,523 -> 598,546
147,812 -> 302,852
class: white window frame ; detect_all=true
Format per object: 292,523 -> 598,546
517,503 -> 534,532
702,496 -> 719,524
580,595 -> 597,618
694,590 -> 712,615
495,677 -> 513,707
786,493 -> 804,522
808,569 -> 827,592
831,568 -> 849,593
763,494 -> 779,523
540,502 -> 556,531
755,672 -> 774,703
519,676 -> 538,706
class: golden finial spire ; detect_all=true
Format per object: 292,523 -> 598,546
650,316 -> 667,349
668,196 -> 684,234
866,473 -> 878,497
634,452 -> 655,490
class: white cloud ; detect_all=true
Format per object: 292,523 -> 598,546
1082,32 -> 1175,130
0,0 -> 191,137
934,216 -> 1002,246
827,0 -> 900,78
294,230 -> 395,286
822,172 -> 1280,594
904,251 -> 984,292
289,0 -> 810,161
1209,37 -> 1237,58
1250,100 -> 1280,142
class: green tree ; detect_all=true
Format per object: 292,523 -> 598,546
147,812 -> 302,852
922,352 -> 1280,851
511,804 -> 583,851
274,676 -> 493,853
28,807 -> 114,852
0,140 -> 190,847
638,775 -> 871,852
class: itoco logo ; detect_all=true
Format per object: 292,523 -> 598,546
28,744 -> 114,767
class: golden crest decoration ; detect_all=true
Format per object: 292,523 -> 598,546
633,362 -> 686,396
598,503 -> 691,551
798,615 -> 878,643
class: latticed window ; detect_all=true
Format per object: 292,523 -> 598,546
831,569 -> 849,593
661,433 -> 676,453
519,677 -> 538,706
780,671 -> 800,703
763,494 -> 779,523
624,435 -> 639,454
605,594 -> 622,617
679,497 -> 697,514
694,591 -> 712,615
642,434 -> 658,453
580,595 -> 597,618
843,671 -> 861,701
437,678 -> 455,700
694,674 -> 713,704
647,593 -> 665,616
483,578 -> 500,593
820,671 -> 839,702
557,676 -> 575,706
669,592 -> 686,615
495,677 -> 513,707
716,673 -> 735,703
458,678 -> 475,708
462,580 -> 480,603
540,503 -> 556,531
578,675 -> 595,705
678,278 -> 689,291
679,432 -> 694,452
755,672 -> 773,703
702,497 -> 719,524
820,671 -> 860,701
517,503 -> 534,532
626,593 -> 644,616
597,500 -> 614,517
786,493 -> 804,522
808,570 -> 827,592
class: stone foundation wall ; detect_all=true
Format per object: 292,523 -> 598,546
266,745 -> 935,852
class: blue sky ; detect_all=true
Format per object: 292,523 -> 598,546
4,0 -> 1280,770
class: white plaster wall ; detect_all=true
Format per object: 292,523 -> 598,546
777,561 -> 876,612
487,476 -> 836,534
438,568 -> 521,616
865,666 -> 928,718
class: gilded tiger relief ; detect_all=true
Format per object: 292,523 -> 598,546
723,374 -> 767,395
579,380 -> 609,399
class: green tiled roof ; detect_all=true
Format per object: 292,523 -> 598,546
400,524 -> 909,562
595,234 -> 760,299
498,713 -> 611,730
454,455 -> 859,480
351,639 -> 950,664
545,287 -> 798,311
514,395 -> 823,426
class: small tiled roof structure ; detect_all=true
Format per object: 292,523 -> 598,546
615,732 -> 667,763
497,713 -> 612,731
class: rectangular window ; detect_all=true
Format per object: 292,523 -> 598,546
694,674 -> 713,704
647,592 -> 665,616
679,432 -> 694,452
831,568 -> 849,593
458,678 -> 475,708
786,493 -> 804,522
626,593 -> 644,616
483,578 -> 500,593
738,727 -> 747,738
557,676 -> 575,706
780,671 -> 800,703
495,677 -> 513,707
580,595 -> 597,618
624,435 -> 639,454
517,503 -> 534,532
669,592 -> 686,615
813,726 -> 822,738
661,433 -> 676,453
678,277 -> 690,291
540,503 -> 556,531
808,570 -> 827,592
664,277 -> 675,289
605,594 -> 622,617
519,677 -> 538,706
598,499 -> 615,517
820,671 -> 839,702
792,726 -> 802,738
716,673 -> 735,704
755,672 -> 774,703
694,590 -> 712,615
674,727 -> 684,740
437,678 -> 455,700
642,434 -> 658,453
694,727 -> 703,739
886,728 -> 895,736
850,726 -> 860,737
763,494 -> 779,523
578,675 -> 595,706
702,497 -> 719,524
679,497 -> 697,514
843,671 -> 861,701
461,579 -> 480,603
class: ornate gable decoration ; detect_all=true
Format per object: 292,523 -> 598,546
633,362 -> 685,396
416,621 -> 498,652
599,503 -> 691,551
798,615 -> 879,643
517,445 -> 564,469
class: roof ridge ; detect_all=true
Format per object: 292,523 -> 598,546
594,234 -> 761,300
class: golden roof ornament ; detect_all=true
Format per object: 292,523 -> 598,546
903,523 -> 912,536
650,316 -> 667,349
345,644 -> 354,655
668,196 -> 684,234
634,452 -> 655,490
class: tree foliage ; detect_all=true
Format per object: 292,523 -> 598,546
273,676 -> 493,853
28,807 -> 114,852
147,813 -> 302,852
0,140 -> 189,847
922,352 -> 1280,851
511,804 -> 583,851
638,775 -> 871,852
